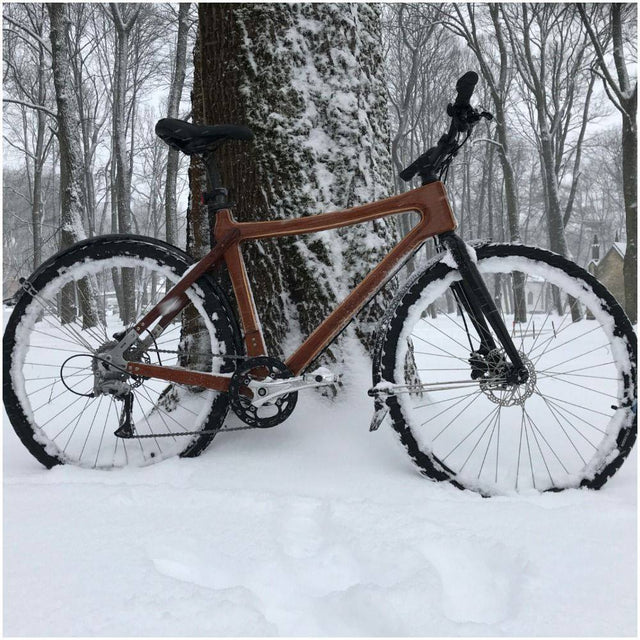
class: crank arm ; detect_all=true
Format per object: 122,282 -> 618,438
248,367 -> 340,407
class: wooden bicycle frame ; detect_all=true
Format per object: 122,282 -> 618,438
125,181 -> 457,391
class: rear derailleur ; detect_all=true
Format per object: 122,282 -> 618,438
91,337 -> 147,439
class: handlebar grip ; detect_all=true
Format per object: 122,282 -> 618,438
454,71 -> 479,106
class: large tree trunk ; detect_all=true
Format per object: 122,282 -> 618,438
194,4 -> 397,368
48,3 -> 97,327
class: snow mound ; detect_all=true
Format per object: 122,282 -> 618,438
3,329 -> 636,636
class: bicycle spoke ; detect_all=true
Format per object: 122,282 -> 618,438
420,318 -> 474,352
526,409 -> 554,486
537,376 -> 618,400
523,414 -> 536,490
422,388 -> 483,430
536,388 -> 590,463
441,403 -> 501,461
474,408 -> 501,478
535,393 -> 612,419
32,373 -> 93,414
523,407 -> 569,474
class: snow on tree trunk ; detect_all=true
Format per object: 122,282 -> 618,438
194,3 -> 398,369
47,3 -> 97,328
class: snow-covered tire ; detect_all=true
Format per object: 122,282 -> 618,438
3,235 -> 242,469
379,243 -> 636,495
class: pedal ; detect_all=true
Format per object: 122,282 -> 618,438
302,366 -> 339,386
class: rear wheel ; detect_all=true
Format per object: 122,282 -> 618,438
379,243 -> 636,495
3,236 -> 240,469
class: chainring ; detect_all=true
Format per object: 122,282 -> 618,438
228,356 -> 298,428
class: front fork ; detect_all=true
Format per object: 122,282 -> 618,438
369,232 -> 528,432
437,232 -> 527,381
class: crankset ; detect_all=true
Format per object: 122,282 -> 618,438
228,357 -> 340,428
228,356 -> 298,428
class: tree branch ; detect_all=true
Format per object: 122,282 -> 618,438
3,98 -> 57,119
2,14 -> 52,54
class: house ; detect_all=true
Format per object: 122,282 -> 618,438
586,234 -> 626,307
523,274 -> 547,314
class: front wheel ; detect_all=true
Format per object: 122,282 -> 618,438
379,243 -> 636,495
3,235 -> 240,469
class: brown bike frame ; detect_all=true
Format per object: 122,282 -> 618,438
125,181 -> 457,391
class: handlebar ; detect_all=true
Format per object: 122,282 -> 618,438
399,71 -> 491,184
454,71 -> 479,107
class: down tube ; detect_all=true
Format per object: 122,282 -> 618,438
285,222 -> 431,375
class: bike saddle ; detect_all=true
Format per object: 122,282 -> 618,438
155,118 -> 254,155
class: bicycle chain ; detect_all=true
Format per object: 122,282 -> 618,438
123,422 -> 259,438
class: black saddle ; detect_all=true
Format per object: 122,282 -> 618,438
155,118 -> 253,155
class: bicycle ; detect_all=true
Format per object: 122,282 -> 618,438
4,72 -> 636,495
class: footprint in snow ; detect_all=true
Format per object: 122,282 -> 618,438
277,497 -> 328,559
419,535 -> 524,625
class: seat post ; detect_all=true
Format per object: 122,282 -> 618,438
201,152 -> 230,212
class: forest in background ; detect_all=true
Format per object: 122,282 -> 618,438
2,3 -> 637,328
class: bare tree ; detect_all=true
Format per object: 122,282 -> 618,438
47,3 -> 97,326
3,4 -> 56,270
164,3 -> 191,246
442,4 -> 526,321
107,3 -> 142,324
578,3 -> 636,322
503,5 -> 590,259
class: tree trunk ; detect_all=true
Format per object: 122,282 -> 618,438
109,4 -> 137,325
164,4 -> 190,247
195,4 -> 397,366
621,104 -> 637,323
47,3 -> 97,328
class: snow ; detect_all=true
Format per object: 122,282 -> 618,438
3,311 -> 636,636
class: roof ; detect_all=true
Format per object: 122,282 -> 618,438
612,242 -> 626,258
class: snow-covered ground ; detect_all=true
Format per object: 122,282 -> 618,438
3,315 -> 637,636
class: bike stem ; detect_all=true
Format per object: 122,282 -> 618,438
437,231 -> 527,381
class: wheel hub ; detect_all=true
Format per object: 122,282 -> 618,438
91,338 -> 148,398
479,350 -> 536,407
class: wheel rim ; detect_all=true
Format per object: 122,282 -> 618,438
394,253 -> 634,494
10,256 -> 225,468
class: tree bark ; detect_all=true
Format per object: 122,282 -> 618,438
194,4 -> 397,364
577,3 -> 636,322
108,3 -> 139,324
47,3 -> 97,327
164,3 -> 190,247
